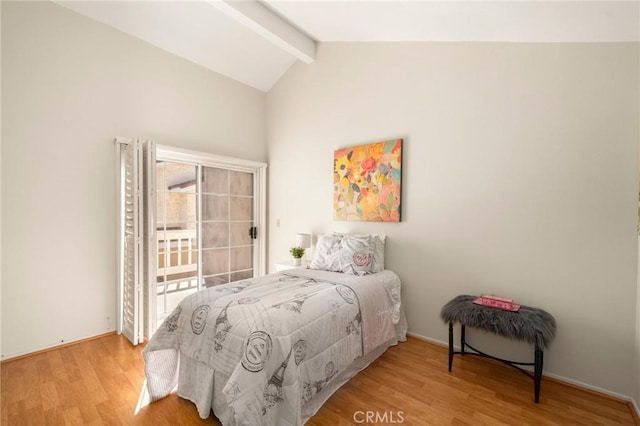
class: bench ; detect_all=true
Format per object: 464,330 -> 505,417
441,295 -> 556,403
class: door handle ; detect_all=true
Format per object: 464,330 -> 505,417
248,226 -> 257,239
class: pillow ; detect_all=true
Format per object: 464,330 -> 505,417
310,233 -> 387,275
368,234 -> 386,273
339,234 -> 374,276
309,233 -> 344,272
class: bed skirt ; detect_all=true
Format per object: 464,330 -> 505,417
175,333 -> 405,424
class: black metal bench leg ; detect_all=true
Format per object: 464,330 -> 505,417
448,322 -> 453,371
534,346 -> 543,403
461,324 -> 466,355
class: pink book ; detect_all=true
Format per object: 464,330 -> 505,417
473,295 -> 521,312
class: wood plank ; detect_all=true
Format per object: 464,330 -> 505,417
43,407 -> 65,426
39,381 -> 60,411
0,334 -> 637,425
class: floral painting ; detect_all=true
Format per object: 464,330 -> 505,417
334,139 -> 402,222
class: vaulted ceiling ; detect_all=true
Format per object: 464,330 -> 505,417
57,1 -> 640,92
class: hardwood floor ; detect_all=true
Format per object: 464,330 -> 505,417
1,334 -> 637,425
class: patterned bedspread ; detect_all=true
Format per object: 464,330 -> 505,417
142,269 -> 406,425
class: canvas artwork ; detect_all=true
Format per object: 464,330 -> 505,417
334,138 -> 402,222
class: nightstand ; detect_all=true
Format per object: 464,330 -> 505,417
274,259 -> 309,272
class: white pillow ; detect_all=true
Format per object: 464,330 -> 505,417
309,234 -> 343,272
309,233 -> 386,275
333,233 -> 386,273
339,234 -> 374,276
368,234 -> 386,273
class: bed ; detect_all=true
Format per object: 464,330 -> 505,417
142,266 -> 407,425
142,233 -> 407,425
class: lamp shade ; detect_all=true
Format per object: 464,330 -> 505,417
295,233 -> 311,248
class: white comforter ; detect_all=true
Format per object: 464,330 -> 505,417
143,269 -> 407,425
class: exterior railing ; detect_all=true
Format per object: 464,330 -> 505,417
157,229 -> 197,277
157,229 -> 198,317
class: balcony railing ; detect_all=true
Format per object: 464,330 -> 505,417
157,229 -> 197,277
157,229 -> 198,318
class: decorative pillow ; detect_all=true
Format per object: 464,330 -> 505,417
339,234 -> 373,276
310,233 -> 387,275
368,234 -> 386,273
309,234 -> 344,272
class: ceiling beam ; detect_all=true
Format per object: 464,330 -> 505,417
207,0 -> 315,64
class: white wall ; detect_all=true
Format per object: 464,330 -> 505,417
1,1 -> 266,359
267,42 -> 639,396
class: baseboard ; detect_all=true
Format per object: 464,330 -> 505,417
407,331 -> 463,351
406,331 -> 636,406
1,331 -> 116,364
542,372 -> 633,403
630,398 -> 640,424
407,331 -> 448,347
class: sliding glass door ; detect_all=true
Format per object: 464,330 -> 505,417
201,167 -> 255,287
154,154 -> 265,324
117,140 -> 266,342
155,162 -> 199,321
